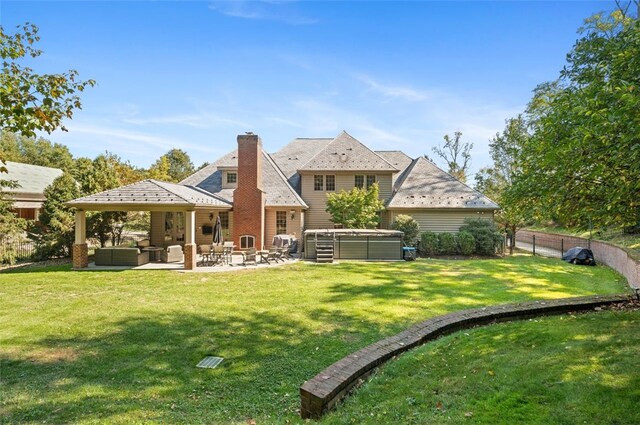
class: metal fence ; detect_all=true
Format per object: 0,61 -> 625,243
0,238 -> 37,262
514,232 -> 591,258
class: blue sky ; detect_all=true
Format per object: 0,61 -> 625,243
2,1 -> 613,180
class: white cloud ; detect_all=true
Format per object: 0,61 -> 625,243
123,113 -> 249,129
355,74 -> 433,102
209,1 -> 317,25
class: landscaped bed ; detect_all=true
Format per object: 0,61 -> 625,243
0,256 -> 630,424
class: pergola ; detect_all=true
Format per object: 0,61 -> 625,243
66,179 -> 232,270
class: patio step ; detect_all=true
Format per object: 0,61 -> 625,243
316,245 -> 334,263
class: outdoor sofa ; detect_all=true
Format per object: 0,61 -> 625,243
94,247 -> 149,266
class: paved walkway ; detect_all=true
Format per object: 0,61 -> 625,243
84,256 -> 299,272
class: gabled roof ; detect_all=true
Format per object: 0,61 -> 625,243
298,131 -> 399,172
67,179 -> 232,210
387,157 -> 499,209
3,161 -> 63,195
374,151 -> 413,186
180,150 -> 308,208
270,137 -> 332,191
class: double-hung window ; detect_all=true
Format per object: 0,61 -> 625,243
366,175 -> 376,188
276,211 -> 287,234
314,175 -> 324,191
325,175 -> 336,191
354,175 -> 364,189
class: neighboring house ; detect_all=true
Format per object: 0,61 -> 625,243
2,161 -> 63,221
67,131 -> 498,269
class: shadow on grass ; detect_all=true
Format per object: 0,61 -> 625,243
1,307 -> 385,424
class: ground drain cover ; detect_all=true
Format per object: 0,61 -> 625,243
197,356 -> 224,369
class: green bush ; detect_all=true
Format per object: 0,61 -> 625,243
457,231 -> 475,255
420,232 -> 439,256
459,218 -> 503,256
438,232 -> 457,255
391,214 -> 420,246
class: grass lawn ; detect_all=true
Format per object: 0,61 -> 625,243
323,309 -> 640,425
0,256 -> 629,424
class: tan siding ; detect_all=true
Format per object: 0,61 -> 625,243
150,212 -> 164,246
265,208 -> 303,248
301,172 -> 394,230
388,209 -> 494,233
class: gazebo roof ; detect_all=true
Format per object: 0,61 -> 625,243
67,179 -> 232,211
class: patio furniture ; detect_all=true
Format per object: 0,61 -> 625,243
244,248 -> 257,266
142,246 -> 164,262
213,245 -> 225,265
228,250 -> 246,266
257,249 -> 270,264
95,247 -> 149,266
161,245 -> 184,263
267,247 -> 282,263
199,245 -> 213,266
136,239 -> 152,249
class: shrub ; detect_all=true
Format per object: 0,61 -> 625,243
457,231 -> 475,255
459,218 -> 503,256
438,232 -> 457,255
391,215 -> 420,246
420,231 -> 439,256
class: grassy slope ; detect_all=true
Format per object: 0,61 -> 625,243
0,257 -> 629,424
323,310 -> 640,425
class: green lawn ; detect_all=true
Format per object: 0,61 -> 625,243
0,256 -> 629,424
323,309 -> 640,425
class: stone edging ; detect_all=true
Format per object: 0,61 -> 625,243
299,293 -> 632,419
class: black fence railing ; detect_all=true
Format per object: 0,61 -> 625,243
514,232 -> 591,258
0,238 -> 37,262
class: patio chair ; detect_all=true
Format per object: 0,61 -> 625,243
199,245 -> 213,266
213,245 -> 225,265
161,245 -> 184,263
267,247 -> 282,263
244,248 -> 257,266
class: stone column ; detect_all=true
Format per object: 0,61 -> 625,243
183,210 -> 197,270
72,210 -> 88,268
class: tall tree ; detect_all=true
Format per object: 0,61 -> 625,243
0,23 -> 95,149
510,11 -> 640,231
164,148 -> 195,182
432,131 -> 473,182
0,132 -> 75,170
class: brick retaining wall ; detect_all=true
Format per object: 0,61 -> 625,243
300,294 -> 632,419
517,229 -> 640,289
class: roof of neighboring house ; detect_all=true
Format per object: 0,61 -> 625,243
374,151 -> 414,186
270,137 -> 332,191
3,161 -> 63,195
67,179 -> 232,210
298,131 -> 399,172
387,157 -> 499,209
180,150 -> 309,208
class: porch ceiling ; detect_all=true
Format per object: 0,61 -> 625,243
66,179 -> 232,212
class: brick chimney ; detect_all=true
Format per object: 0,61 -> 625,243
233,133 -> 265,250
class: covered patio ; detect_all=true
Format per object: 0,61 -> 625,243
67,179 -> 232,270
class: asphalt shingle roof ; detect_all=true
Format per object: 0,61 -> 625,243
180,150 -> 308,208
387,157 -> 499,209
67,179 -> 231,208
374,151 -> 413,186
3,161 -> 63,195
298,131 -> 398,172
270,137 -> 332,191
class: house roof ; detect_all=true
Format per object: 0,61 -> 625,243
67,179 -> 232,210
374,151 -> 413,186
298,131 -> 399,172
180,150 -> 309,208
3,161 -> 63,195
270,137 -> 332,191
387,157 -> 499,209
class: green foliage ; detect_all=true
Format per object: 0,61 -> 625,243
325,183 -> 385,229
391,214 -> 420,245
459,218 -> 504,256
432,131 -> 473,182
457,231 -> 475,255
0,132 -> 75,170
420,231 -> 439,256
438,232 -> 457,255
147,149 -> 194,183
509,11 -> 640,231
0,23 -> 95,141
34,172 -> 81,259
0,183 -> 27,264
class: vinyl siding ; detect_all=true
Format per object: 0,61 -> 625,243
388,209 -> 494,233
264,208 -> 303,248
300,172 -> 393,229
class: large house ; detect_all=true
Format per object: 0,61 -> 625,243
3,161 -> 63,221
68,131 -> 498,269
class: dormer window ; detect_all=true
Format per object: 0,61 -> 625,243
227,172 -> 237,184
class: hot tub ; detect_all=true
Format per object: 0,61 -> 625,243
304,229 -> 404,261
